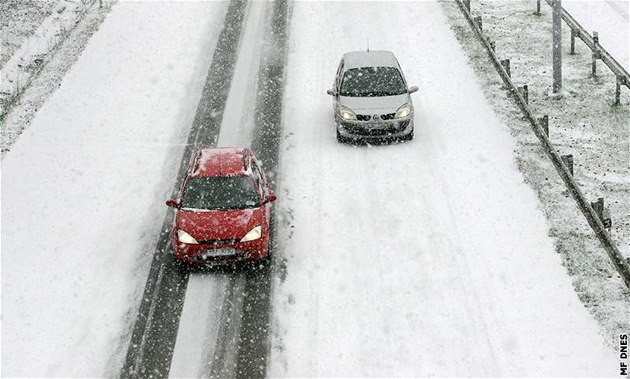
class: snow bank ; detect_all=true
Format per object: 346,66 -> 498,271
0,0 -> 99,115
564,0 -> 629,71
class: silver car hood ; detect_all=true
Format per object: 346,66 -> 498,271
339,94 -> 409,115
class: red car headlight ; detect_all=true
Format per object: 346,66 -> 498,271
240,226 -> 262,242
177,230 -> 199,244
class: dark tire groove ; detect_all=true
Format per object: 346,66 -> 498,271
235,1 -> 290,378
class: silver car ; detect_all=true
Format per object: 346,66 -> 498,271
327,50 -> 418,143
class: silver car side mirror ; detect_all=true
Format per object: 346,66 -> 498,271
326,89 -> 338,96
408,86 -> 419,94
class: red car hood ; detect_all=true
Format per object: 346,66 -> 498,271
175,207 -> 263,241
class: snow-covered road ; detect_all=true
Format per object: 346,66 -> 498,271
270,1 -> 616,376
170,1 -> 268,375
1,1 -> 226,375
1,0 -> 622,377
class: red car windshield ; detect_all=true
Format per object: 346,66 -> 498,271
182,176 -> 259,210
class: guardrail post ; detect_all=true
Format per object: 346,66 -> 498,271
518,85 -> 529,103
570,29 -> 576,55
561,154 -> 573,176
464,0 -> 470,12
500,59 -> 511,78
592,198 -> 603,220
602,208 -> 612,230
592,31 -> 600,76
591,197 -> 612,230
615,75 -> 624,105
552,0 -> 563,95
534,0 -> 541,15
539,115 -> 549,137
474,15 -> 483,32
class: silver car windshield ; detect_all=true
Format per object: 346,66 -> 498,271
182,176 -> 259,210
340,67 -> 406,97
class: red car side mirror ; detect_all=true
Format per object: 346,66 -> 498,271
266,194 -> 277,203
166,199 -> 181,208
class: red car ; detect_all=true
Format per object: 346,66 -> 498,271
166,147 -> 276,265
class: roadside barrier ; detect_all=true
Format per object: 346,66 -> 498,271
538,0 -> 630,105
455,0 -> 630,288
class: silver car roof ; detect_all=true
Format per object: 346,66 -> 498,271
342,50 -> 400,70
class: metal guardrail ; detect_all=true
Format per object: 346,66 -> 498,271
543,0 -> 630,92
455,0 -> 630,288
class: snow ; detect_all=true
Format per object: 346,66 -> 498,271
170,275 -> 230,377
269,1 -> 616,376
452,0 -> 630,338
0,0 -> 99,114
0,0 -> 57,67
563,0 -> 629,71
1,0 -> 625,376
1,1 -> 225,375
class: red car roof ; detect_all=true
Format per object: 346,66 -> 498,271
190,147 -> 251,178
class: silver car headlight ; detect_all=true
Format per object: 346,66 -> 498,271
240,226 -> 262,242
395,103 -> 412,119
339,106 -> 357,120
177,230 -> 199,244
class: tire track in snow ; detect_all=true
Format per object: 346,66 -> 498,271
212,1 -> 290,377
207,275 -> 246,378
121,0 -> 249,376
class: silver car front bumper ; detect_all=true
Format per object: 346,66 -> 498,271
336,115 -> 414,141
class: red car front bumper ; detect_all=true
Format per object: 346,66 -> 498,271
171,234 -> 269,265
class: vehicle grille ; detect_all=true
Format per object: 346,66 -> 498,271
342,120 -> 410,136
197,238 -> 241,245
356,113 -> 397,121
